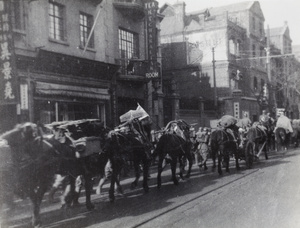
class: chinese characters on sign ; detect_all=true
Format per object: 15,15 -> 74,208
0,0 -> 17,104
145,0 -> 159,79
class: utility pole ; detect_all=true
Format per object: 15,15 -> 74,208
266,25 -> 277,113
266,25 -> 271,82
212,47 -> 217,112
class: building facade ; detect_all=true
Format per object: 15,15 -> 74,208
268,22 -> 300,118
160,1 -> 270,123
0,0 -> 164,132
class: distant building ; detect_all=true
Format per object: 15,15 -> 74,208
293,45 -> 300,62
160,1 -> 268,122
268,21 -> 300,118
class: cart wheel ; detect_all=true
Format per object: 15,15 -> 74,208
245,142 -> 254,169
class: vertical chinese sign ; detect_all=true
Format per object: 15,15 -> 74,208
0,0 -> 17,105
144,0 -> 159,80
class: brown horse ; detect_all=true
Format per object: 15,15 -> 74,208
104,128 -> 153,202
210,128 -> 240,175
46,120 -> 110,210
153,132 -> 193,189
275,127 -> 290,151
0,123 -> 79,227
245,125 -> 269,159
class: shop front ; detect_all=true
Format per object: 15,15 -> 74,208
33,81 -> 110,126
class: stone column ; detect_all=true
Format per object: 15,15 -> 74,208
152,79 -> 164,129
170,79 -> 180,120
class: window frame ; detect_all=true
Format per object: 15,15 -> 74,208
79,12 -> 94,49
48,0 -> 66,42
118,28 -> 139,60
118,28 -> 139,74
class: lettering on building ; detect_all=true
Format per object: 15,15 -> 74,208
0,0 -> 17,104
145,0 -> 159,79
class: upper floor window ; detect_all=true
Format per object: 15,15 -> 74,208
259,22 -> 263,36
80,12 -> 94,48
229,39 -> 235,55
252,44 -> 256,57
119,28 -> 139,60
261,79 -> 265,91
260,46 -> 265,66
254,77 -> 257,91
236,40 -> 241,57
11,0 -> 26,30
49,1 -> 65,41
118,28 -> 139,74
252,17 -> 255,31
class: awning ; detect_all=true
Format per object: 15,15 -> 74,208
36,82 -> 110,100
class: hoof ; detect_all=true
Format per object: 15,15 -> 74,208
72,201 -> 81,208
109,196 -> 115,203
130,182 -> 137,190
144,187 -> 149,193
86,203 -> 95,211
96,187 -> 101,195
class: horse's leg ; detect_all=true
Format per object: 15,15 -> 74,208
30,182 -> 48,227
171,158 -> 179,185
217,152 -> 223,175
96,175 -> 106,195
115,174 -> 124,196
185,152 -> 193,178
211,148 -> 217,172
61,176 -> 75,209
178,156 -> 185,180
203,160 -> 208,170
109,171 -> 116,202
234,150 -> 240,171
224,153 -> 230,173
157,156 -> 164,189
142,159 -> 150,193
84,174 -> 94,210
131,159 -> 140,190
264,138 -> 269,160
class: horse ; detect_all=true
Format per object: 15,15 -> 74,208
259,119 -> 276,152
46,120 -> 110,210
275,127 -> 290,151
0,122 -> 80,227
104,127 -> 152,202
291,119 -> 300,148
242,125 -> 269,169
153,131 -> 193,189
246,124 -> 269,159
210,127 -> 240,175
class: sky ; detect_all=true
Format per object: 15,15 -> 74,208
156,0 -> 300,45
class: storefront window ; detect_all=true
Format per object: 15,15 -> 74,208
35,100 -> 102,124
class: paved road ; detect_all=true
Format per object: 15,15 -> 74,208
3,148 -> 300,228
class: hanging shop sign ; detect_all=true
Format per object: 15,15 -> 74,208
145,0 -> 159,79
20,84 -> 28,110
0,0 -> 17,104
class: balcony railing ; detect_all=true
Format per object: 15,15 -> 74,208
113,0 -> 145,19
115,58 -> 147,78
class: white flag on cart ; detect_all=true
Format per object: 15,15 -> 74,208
119,103 -> 149,123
